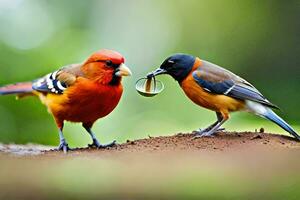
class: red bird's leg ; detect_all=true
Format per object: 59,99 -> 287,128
55,122 -> 71,153
57,128 -> 71,153
194,112 -> 226,138
82,123 -> 116,149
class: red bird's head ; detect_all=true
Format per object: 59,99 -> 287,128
82,49 -> 132,85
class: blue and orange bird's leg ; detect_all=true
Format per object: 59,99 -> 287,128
194,112 -> 228,137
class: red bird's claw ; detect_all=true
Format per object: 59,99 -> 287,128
88,140 -> 117,149
100,140 -> 117,148
97,140 -> 117,149
57,142 -> 72,153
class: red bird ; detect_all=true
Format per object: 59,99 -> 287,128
0,49 -> 132,152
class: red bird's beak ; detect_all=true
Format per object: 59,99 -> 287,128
115,64 -> 132,77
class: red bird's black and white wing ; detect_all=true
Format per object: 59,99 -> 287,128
32,63 -> 83,94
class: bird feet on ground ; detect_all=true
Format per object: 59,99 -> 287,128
193,127 -> 225,135
192,128 -> 225,140
57,140 -> 72,153
88,139 -> 117,149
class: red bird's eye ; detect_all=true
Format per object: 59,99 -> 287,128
106,60 -> 120,68
106,60 -> 113,67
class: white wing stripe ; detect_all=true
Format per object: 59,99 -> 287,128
57,81 -> 66,90
224,85 -> 235,95
51,71 -> 58,79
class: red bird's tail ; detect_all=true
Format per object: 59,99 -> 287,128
0,82 -> 33,95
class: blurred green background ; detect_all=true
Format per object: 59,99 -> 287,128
0,0 -> 299,146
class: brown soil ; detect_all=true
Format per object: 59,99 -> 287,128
1,131 -> 299,156
1,132 -> 300,199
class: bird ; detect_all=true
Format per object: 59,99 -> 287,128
0,49 -> 132,152
147,53 -> 300,140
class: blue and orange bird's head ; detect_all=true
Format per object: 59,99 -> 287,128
148,54 -> 196,82
82,49 -> 132,85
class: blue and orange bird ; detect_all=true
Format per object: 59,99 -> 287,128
147,54 -> 300,140
0,49 -> 132,152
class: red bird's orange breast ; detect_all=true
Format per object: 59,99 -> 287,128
44,77 -> 123,124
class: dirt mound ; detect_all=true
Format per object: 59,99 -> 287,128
2,131 -> 298,156
114,131 -> 299,152
1,132 -> 300,199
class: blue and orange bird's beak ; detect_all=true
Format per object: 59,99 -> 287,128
146,68 -> 167,78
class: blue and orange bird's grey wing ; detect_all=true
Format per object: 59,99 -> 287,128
192,60 -> 279,109
32,63 -> 83,94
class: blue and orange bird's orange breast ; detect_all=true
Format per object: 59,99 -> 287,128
180,58 -> 245,113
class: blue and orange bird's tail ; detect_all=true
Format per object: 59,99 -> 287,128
246,101 -> 300,140
264,109 -> 300,140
